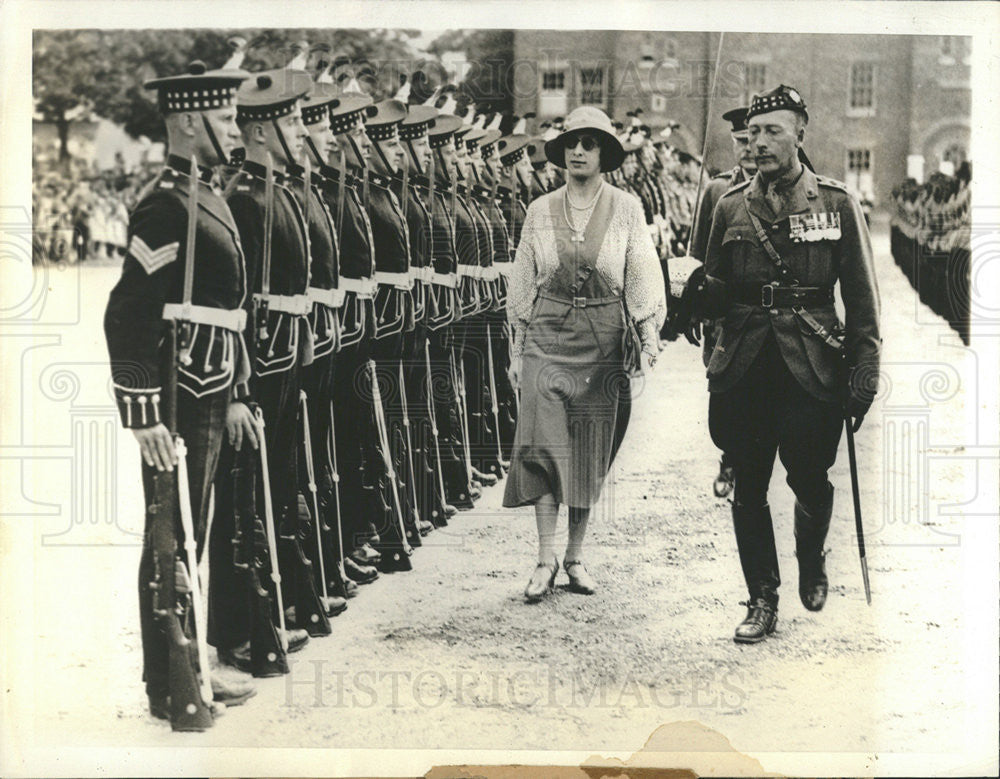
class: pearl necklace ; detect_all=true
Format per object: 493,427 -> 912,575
563,182 -> 603,242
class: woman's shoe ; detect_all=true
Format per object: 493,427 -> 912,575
563,560 -> 597,595
524,557 -> 559,603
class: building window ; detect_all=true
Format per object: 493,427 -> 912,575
848,62 -> 876,116
579,67 -> 605,107
541,69 -> 565,92
651,94 -> 668,113
846,148 -> 874,201
939,35 -> 970,66
539,67 -> 568,117
743,62 -> 767,105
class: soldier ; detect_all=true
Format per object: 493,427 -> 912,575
697,85 -> 880,643
688,105 -> 757,498
363,98 -> 426,567
103,60 -> 257,728
290,79 -> 354,609
323,88 -> 385,582
209,68 -> 320,675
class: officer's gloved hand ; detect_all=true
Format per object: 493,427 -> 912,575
684,317 -> 702,347
845,393 -> 871,432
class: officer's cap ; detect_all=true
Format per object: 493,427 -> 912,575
721,106 -> 751,136
746,85 -> 809,123
144,60 -> 250,114
236,69 -> 311,122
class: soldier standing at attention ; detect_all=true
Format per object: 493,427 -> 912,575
103,60 -> 257,726
688,105 -> 757,499
698,85 -> 880,643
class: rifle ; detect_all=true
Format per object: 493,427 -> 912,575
148,158 -> 213,728
257,153 -> 275,343
231,419 -> 288,677
326,401 -> 351,587
845,417 -> 872,605
398,361 -> 423,531
424,339 -> 450,524
253,406 -> 288,652
484,323 -> 506,468
299,390 -> 331,612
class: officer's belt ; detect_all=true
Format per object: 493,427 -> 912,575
374,271 -> 413,290
538,291 -> 621,309
253,293 -> 311,315
307,286 -> 346,309
338,277 -> 378,297
731,285 -> 833,308
162,303 -> 247,331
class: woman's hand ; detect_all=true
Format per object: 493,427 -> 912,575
132,424 -> 176,472
508,357 -> 522,391
227,401 -> 259,452
642,347 -> 659,373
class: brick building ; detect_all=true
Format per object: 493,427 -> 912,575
511,31 -> 971,208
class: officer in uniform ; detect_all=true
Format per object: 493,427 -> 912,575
104,60 -> 257,725
688,105 -> 757,498
209,68 -> 320,674
698,85 -> 880,643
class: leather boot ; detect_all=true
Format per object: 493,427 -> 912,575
731,501 -> 780,643
794,486 -> 833,612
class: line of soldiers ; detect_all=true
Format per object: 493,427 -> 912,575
103,54 -> 555,731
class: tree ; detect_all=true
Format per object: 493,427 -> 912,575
426,30 -> 514,114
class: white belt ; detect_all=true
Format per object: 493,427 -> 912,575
495,262 -> 514,278
375,271 -> 413,290
410,266 -> 432,283
253,293 -> 311,315
338,277 -> 378,298
457,264 -> 485,280
482,266 -> 499,282
430,271 -> 457,288
308,286 -> 346,309
162,303 -> 247,332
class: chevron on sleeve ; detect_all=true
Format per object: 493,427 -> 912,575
129,236 -> 180,274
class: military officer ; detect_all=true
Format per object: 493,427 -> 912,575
688,105 -> 757,498
209,68 -> 321,674
698,85 -> 880,643
103,60 -> 257,727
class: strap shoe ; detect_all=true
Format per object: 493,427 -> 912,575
733,598 -> 778,644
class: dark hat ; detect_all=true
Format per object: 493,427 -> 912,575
428,113 -> 463,149
545,105 -> 625,172
144,60 -> 250,114
527,136 -> 548,168
721,106 -> 750,135
236,69 -> 311,122
479,128 -> 502,159
399,104 -> 438,141
329,93 -> 376,136
746,84 -> 808,123
364,99 -> 406,142
301,82 -> 339,125
497,134 -> 531,166
461,125 -> 487,151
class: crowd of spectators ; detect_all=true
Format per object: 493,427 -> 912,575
32,157 -> 158,264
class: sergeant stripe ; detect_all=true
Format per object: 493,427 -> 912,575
129,237 -> 179,274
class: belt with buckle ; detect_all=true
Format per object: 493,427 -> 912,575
539,291 -> 622,309
734,285 -> 834,308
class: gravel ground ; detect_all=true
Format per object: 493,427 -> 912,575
4,217 -> 997,776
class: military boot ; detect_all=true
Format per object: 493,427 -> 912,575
731,501 -> 780,643
794,486 -> 833,612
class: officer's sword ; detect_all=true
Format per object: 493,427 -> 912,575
845,418 -> 872,605
689,31 -> 726,249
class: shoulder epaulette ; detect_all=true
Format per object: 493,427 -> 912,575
720,179 -> 751,198
815,174 -> 849,192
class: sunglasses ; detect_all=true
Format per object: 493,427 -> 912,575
565,134 -> 600,152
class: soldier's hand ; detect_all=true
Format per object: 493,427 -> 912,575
227,401 -> 259,451
507,357 -> 521,391
132,424 -> 177,472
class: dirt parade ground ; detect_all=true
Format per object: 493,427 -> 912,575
2,217 -> 997,776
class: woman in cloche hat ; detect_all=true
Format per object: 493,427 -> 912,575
502,106 -> 666,602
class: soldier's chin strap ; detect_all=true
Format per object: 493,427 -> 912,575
271,119 -> 296,169
405,139 -> 425,176
371,137 -> 394,177
305,135 -> 324,169
201,114 -> 227,166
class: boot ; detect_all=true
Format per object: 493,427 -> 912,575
731,501 -> 780,643
794,486 -> 833,612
